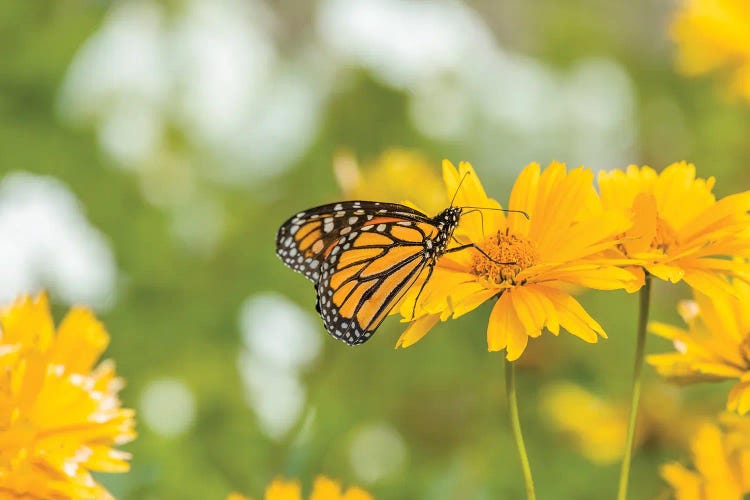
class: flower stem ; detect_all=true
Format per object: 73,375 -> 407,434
617,275 -> 652,500
506,359 -> 536,500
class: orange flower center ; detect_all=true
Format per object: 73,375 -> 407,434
653,217 -> 679,252
471,230 -> 539,284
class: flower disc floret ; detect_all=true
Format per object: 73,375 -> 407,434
471,231 -> 540,284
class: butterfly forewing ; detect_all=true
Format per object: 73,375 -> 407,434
276,201 -> 431,281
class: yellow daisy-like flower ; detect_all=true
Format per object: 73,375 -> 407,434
540,382 -> 702,465
229,476 -> 373,500
396,160 -> 638,360
598,162 -> 750,295
0,293 -> 135,500
333,148 -> 447,215
671,0 -> 750,101
648,276 -> 750,414
661,415 -> 750,500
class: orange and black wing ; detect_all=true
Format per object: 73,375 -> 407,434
277,200 -> 442,345
276,201 -> 431,282
315,216 -> 442,345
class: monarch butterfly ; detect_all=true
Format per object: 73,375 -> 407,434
276,195 -> 521,346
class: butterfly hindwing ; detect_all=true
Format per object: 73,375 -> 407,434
315,224 -> 431,344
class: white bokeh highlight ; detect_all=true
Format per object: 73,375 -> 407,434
59,0 -> 639,195
318,0 -> 638,173
0,173 -> 117,310
140,378 -> 197,437
349,422 -> 408,483
237,293 -> 322,440
58,0 -> 331,184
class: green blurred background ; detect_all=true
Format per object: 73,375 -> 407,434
1,1 -> 749,499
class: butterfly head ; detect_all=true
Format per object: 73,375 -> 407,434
430,207 -> 463,256
435,206 -> 462,228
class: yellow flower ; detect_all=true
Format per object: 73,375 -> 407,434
662,415 -> 750,500
598,163 -> 750,295
648,277 -> 750,414
229,476 -> 373,500
396,160 -> 638,360
0,293 -> 135,500
540,381 -> 702,465
333,149 -> 447,215
540,382 -> 631,465
671,0 -> 750,101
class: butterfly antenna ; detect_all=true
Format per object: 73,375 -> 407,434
462,208 -> 487,240
450,171 -> 471,207
461,206 -> 530,219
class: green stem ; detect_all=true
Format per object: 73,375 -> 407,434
617,275 -> 652,500
506,359 -> 536,500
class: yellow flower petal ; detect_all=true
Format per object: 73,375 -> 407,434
265,478 -> 302,500
310,476 -> 342,500
692,424 -> 742,499
661,462 -> 702,500
231,476 -> 371,500
543,287 -> 605,343
0,293 -> 55,351
442,160 -> 503,242
342,487 -> 374,500
451,287 -> 498,318
507,162 -> 540,236
0,293 -> 134,499
683,269 -> 737,298
542,265 -> 640,291
651,274 -> 750,419
396,314 -> 440,348
487,294 -> 528,360
646,263 -> 685,283
510,286 -> 547,335
728,380 -> 750,415
48,307 -> 109,374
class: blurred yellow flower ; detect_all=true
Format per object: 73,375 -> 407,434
333,149 -> 447,215
671,0 -> 750,100
0,293 -> 135,500
648,277 -> 750,414
229,476 -> 373,500
540,382 -> 631,465
396,160 -> 638,360
662,415 -> 750,499
598,163 -> 750,295
540,382 -> 702,465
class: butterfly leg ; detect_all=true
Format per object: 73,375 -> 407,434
408,264 -> 434,320
445,243 -> 515,265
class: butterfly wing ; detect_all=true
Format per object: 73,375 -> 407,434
276,201 -> 431,282
315,216 -> 441,345
277,200 -> 445,345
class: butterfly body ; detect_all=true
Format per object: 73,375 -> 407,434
276,201 -> 462,345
